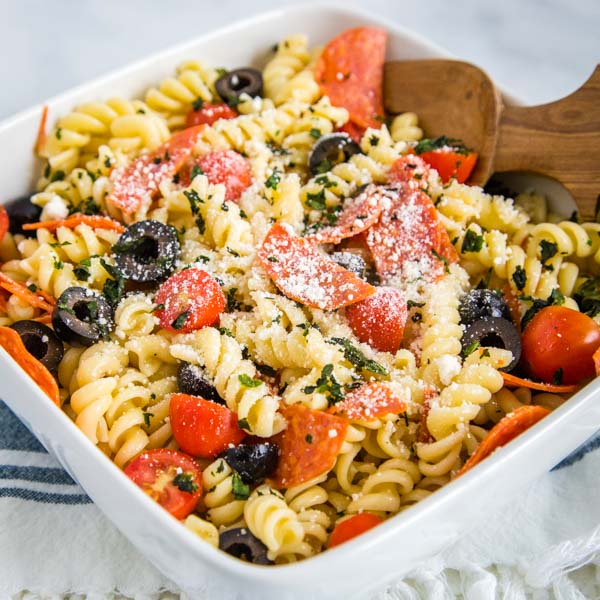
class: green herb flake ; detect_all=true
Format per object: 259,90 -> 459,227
414,135 -> 470,155
305,189 -> 326,211
49,241 -> 72,249
512,265 -> 527,291
171,311 -> 190,330
192,97 -> 204,111
301,363 -> 345,406
238,374 -> 262,388
574,276 -> 600,318
309,128 -> 321,139
461,340 -> 480,358
305,434 -> 313,444
327,337 -> 388,376
53,257 -> 64,270
431,248 -> 450,273
461,229 -> 484,253
232,473 -> 251,500
27,283 -> 38,293
316,159 -> 332,174
172,472 -> 199,494
540,239 -> 558,265
143,411 -> 153,427
267,255 -> 279,263
226,287 -> 240,312
237,417 -> 250,431
190,164 -> 204,180
56,128 -> 62,140
265,169 -> 281,190
520,288 -> 565,329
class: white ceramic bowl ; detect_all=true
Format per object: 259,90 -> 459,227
1,5 -> 598,599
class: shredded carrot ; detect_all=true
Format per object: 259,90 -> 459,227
0,273 -> 55,312
501,371 -> 580,393
0,326 -> 60,405
457,405 -> 550,476
23,214 -> 125,233
36,105 -> 49,155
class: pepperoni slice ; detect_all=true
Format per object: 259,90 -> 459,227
315,27 -> 387,129
270,404 -> 348,488
331,382 -> 406,421
0,326 -> 60,405
0,206 -> 8,242
364,183 -> 458,283
388,155 -> 431,186
304,185 -> 391,245
198,150 -> 252,202
185,102 -> 237,128
457,405 -> 550,476
107,125 -> 205,215
258,223 -> 375,310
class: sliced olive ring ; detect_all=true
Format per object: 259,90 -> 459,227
220,443 -> 279,485
113,220 -> 179,283
461,316 -> 521,371
215,68 -> 263,105
331,251 -> 367,280
459,289 -> 512,325
5,195 -> 42,237
52,287 -> 115,347
177,362 -> 224,405
9,320 -> 64,372
219,528 -> 272,565
308,133 -> 362,175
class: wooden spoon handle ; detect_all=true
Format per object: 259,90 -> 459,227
493,65 -> 600,218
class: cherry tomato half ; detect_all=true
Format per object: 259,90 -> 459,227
345,286 -> 407,353
124,448 -> 202,520
185,102 -> 237,128
0,206 -> 9,242
170,393 -> 246,458
521,305 -> 600,385
154,268 -> 225,333
419,149 -> 478,184
328,513 -> 383,548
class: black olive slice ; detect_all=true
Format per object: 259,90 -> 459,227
52,287 -> 114,347
219,528 -> 272,565
4,196 -> 42,237
9,320 -> 64,372
215,68 -> 263,105
331,251 -> 367,280
462,317 -> 521,371
113,220 -> 179,283
459,289 -> 511,325
177,362 -> 224,404
219,443 -> 279,485
308,133 -> 362,175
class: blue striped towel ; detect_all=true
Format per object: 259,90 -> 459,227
1,397 -> 599,599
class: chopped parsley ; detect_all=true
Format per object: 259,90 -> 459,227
316,159 -> 332,174
232,473 -> 250,500
302,363 -> 344,406
512,265 -> 527,291
309,128 -> 321,139
226,287 -> 240,312
265,169 -> 281,190
414,135 -> 470,155
49,241 -> 72,248
238,374 -> 262,388
266,255 -> 279,263
100,259 -> 125,307
461,229 -> 484,253
256,363 -> 277,378
52,257 -> 64,270
237,417 -> 251,430
190,164 -> 204,180
327,337 -> 388,375
218,327 -> 234,338
192,97 -> 204,111
226,247 -> 240,257
171,311 -> 189,330
431,248 -> 450,273
172,472 -> 199,494
305,189 -> 326,211
520,288 -> 565,329
574,276 -> 600,318
143,411 -> 153,427
539,239 -> 558,269
461,340 -> 480,358
74,257 -> 92,281
305,434 -> 313,444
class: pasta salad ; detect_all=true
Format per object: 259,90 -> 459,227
0,27 -> 599,564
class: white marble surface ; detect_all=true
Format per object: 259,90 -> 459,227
0,0 -> 599,122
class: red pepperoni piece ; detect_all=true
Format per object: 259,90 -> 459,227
258,223 -> 375,310
0,206 -> 8,242
304,185 -> 391,245
331,382 -> 406,421
185,102 -> 237,128
315,27 -> 387,129
0,326 -> 60,406
418,388 -> 437,444
270,404 -> 348,488
197,150 -> 252,202
337,122 -> 365,144
107,125 -> 205,215
364,183 -> 458,283
388,155 -> 431,186
345,287 -> 407,353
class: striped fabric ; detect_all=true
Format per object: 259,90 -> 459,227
0,400 -> 91,505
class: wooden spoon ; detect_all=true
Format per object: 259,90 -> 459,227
384,60 -> 600,218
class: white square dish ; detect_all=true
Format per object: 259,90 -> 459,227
1,4 -> 599,599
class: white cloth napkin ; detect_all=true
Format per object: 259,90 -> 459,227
1,399 -> 599,600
